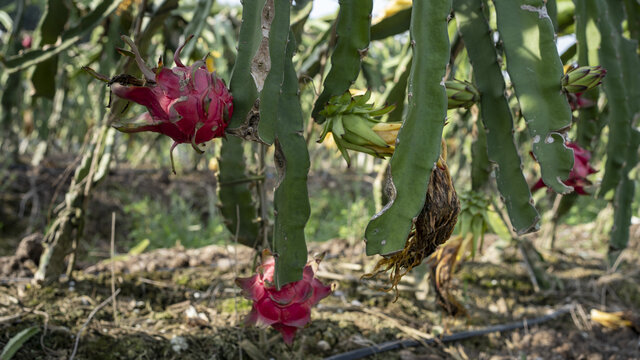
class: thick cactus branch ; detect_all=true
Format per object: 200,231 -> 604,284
273,33 -> 311,288
227,0 -> 266,132
610,130 -> 640,263
596,0 -> 640,197
370,7 -> 411,40
623,0 -> 640,45
257,0 -> 292,145
378,44 -> 411,124
217,137 -> 261,248
547,0 -> 559,31
311,0 -> 373,124
470,117 -> 490,191
31,0 -> 70,99
573,0 -> 604,150
454,0 -> 540,234
593,0 -> 640,262
493,0 -> 574,194
365,0 -> 452,256
0,0 -> 120,73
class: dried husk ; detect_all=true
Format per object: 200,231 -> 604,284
363,157 -> 460,299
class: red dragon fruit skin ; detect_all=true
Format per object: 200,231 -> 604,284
532,142 -> 597,195
110,35 -> 232,173
235,257 -> 332,345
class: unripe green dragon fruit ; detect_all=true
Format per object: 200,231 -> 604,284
562,65 -> 607,93
317,91 -> 397,166
445,79 -> 480,109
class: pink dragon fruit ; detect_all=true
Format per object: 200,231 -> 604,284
21,35 -> 32,49
110,35 -> 232,173
235,256 -> 332,345
567,92 -> 595,111
532,142 -> 597,195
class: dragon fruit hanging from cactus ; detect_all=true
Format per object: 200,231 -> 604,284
84,35 -> 233,173
235,254 -> 333,345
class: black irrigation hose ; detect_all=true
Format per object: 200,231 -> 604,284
324,305 -> 574,360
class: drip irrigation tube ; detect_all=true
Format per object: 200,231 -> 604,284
324,305 -> 574,360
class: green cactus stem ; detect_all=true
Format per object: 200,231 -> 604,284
593,0 -> 640,263
470,117 -> 490,191
596,0 -> 640,198
31,0 -> 70,99
623,0 -> 640,45
365,0 -> 452,256
454,0 -> 540,234
609,130 -> 640,263
257,0 -> 291,145
573,0 -> 604,150
1,0 -> 120,73
272,33 -> 311,288
227,0 -> 266,130
494,0 -> 574,195
217,137 -> 261,249
379,46 -> 412,124
311,0 -> 373,124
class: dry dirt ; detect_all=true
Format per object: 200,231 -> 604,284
1,232 -> 639,360
1,161 -> 639,359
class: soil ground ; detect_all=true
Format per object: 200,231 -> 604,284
1,162 -> 639,359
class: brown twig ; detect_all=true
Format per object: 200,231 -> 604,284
69,288 -> 121,360
110,212 -> 118,324
233,205 -> 243,360
518,241 -> 541,293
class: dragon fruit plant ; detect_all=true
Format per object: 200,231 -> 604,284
532,142 -> 597,195
235,254 -> 332,345
85,35 -> 233,173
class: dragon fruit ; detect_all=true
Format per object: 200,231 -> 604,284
235,256 -> 332,345
110,35 -> 232,173
532,142 -> 597,195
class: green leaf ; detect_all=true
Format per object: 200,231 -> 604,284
365,0 -> 452,255
494,0 -> 574,194
1,326 -> 40,360
1,0 -> 120,73
128,238 -> 150,255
